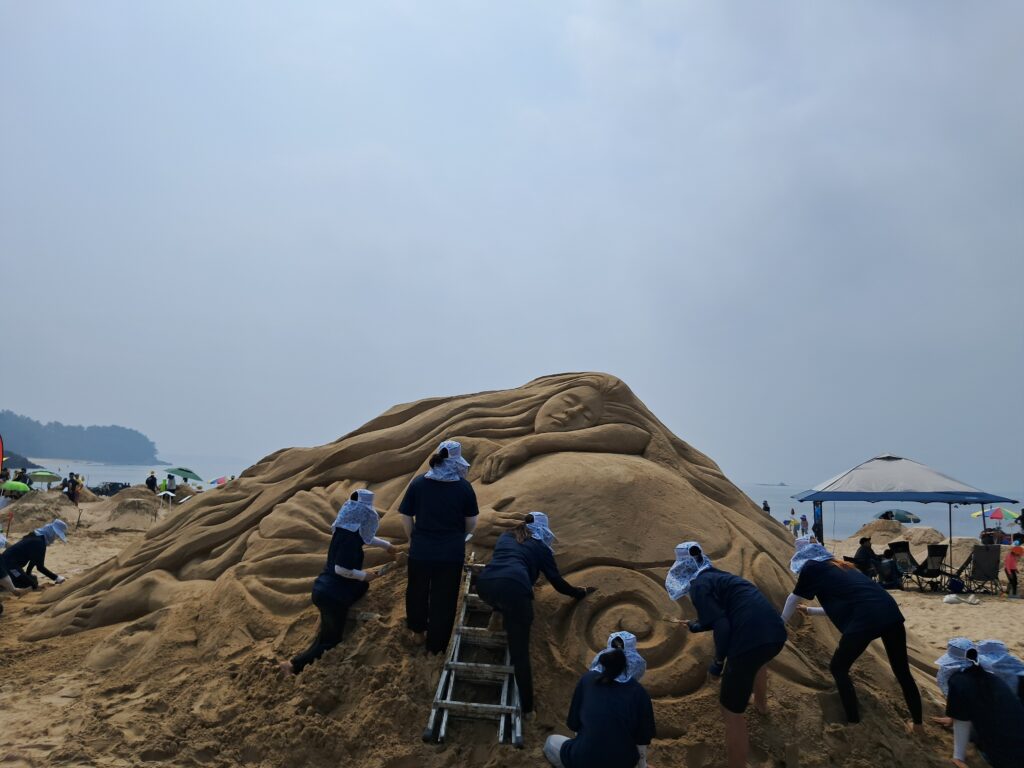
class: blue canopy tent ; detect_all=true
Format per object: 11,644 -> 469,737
793,454 -> 1018,567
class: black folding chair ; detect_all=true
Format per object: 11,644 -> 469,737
963,545 -> 1002,594
911,544 -> 950,592
888,542 -> 918,590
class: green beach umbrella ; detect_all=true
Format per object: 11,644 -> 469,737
878,509 -> 921,524
165,467 -> 203,482
1,481 -> 31,493
28,470 -> 62,483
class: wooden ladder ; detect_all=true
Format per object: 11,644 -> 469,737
422,560 -> 524,747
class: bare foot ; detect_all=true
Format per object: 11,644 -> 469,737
277,660 -> 295,676
908,722 -> 925,736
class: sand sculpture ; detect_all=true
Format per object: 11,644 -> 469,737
20,373 -> 946,767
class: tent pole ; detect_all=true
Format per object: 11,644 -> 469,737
980,504 -> 987,539
947,502 -> 953,571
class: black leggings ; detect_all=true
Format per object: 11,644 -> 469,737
477,577 -> 535,713
291,589 -> 360,673
1006,569 -> 1018,596
829,621 -> 922,724
405,559 -> 463,654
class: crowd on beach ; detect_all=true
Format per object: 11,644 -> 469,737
1,443 -> 1022,767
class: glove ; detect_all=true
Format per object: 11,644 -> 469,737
708,659 -> 725,677
54,575 -> 66,585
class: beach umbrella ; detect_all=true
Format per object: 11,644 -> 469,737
210,476 -> 227,486
878,509 -> 921,524
28,470 -> 62,484
0,481 -> 30,493
971,507 -> 1019,521
165,467 -> 203,482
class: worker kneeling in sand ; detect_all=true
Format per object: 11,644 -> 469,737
0,519 -> 69,591
475,512 -> 593,718
280,490 -> 397,675
0,533 -> 29,614
666,541 -> 787,768
781,535 -> 922,732
543,631 -> 655,768
977,639 -> 1024,704
932,637 -> 1024,768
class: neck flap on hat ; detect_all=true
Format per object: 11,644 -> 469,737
525,512 -> 556,550
332,495 -> 380,544
935,637 -> 978,697
978,639 -> 1024,692
790,536 -> 833,574
665,541 -> 713,600
589,631 -> 647,683
425,440 -> 471,482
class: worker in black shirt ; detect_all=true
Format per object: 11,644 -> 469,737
400,440 -> 479,654
1,519 -> 69,589
543,638 -> 655,768
852,537 -> 881,578
0,533 -> 29,615
476,512 -> 593,717
934,637 -> 1024,768
145,471 -> 158,493
665,540 -> 787,768
280,489 -> 396,675
781,535 -> 922,731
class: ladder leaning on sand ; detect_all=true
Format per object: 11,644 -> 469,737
422,558 -> 524,747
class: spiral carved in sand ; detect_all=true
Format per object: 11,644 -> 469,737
545,564 -> 711,698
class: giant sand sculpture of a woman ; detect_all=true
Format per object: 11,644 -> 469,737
28,373 -> 830,700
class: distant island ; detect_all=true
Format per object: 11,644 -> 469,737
0,410 -> 164,465
2,450 -> 41,470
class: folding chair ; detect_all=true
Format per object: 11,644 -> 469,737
888,541 -> 918,590
962,545 -> 1002,595
912,544 -> 950,592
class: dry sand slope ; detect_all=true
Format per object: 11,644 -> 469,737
0,374 -> 963,767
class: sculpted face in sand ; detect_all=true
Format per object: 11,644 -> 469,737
27,373 -> 826,699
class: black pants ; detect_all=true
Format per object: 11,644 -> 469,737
405,559 -> 463,654
291,589 -> 360,673
477,577 -> 535,713
9,570 -> 38,590
1006,569 -> 1018,596
829,621 -> 922,724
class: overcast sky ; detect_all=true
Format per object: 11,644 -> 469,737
2,2 -> 1021,495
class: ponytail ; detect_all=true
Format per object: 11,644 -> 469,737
596,649 -> 626,684
513,513 -> 535,544
350,491 -> 359,501
428,447 -> 450,468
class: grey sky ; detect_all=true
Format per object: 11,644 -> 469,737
2,2 -> 1021,495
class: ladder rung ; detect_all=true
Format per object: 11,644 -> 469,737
465,594 -> 490,610
438,700 -> 518,718
458,627 -> 507,648
446,661 -> 514,681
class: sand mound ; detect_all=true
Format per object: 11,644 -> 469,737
76,485 -> 100,503
4,490 -> 76,533
17,373 -> 953,767
851,519 -> 905,543
89,487 -> 164,532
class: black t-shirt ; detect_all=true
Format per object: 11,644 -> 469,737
794,559 -> 903,635
689,568 -> 787,658
313,527 -> 369,603
560,670 -> 656,768
478,532 -> 581,599
946,665 -> 1024,768
0,534 -> 58,581
400,475 -> 479,563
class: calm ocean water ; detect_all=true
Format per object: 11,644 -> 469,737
739,482 -> 1021,541
22,455 -> 1019,542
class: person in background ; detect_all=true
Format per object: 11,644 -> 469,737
781,536 -> 922,731
400,440 -> 479,654
476,512 -> 593,718
877,548 -> 902,590
799,514 -> 809,536
761,500 -> 771,515
0,466 -> 9,482
145,471 -> 158,493
167,474 -> 177,492
1,519 -> 69,589
543,633 -> 655,768
852,537 -> 881,578
932,637 -> 1024,768
1004,545 -> 1020,598
788,509 -> 799,538
64,473 -> 80,507
667,541 -> 787,768
279,489 -> 397,675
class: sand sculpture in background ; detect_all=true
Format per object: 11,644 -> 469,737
29,373 -> 833,700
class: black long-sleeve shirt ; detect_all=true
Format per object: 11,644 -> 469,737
1,534 -> 58,581
479,532 -> 582,599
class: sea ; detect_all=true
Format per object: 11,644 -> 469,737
23,456 -> 1018,542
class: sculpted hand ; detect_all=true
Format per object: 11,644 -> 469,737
481,444 -> 530,484
472,507 -> 527,546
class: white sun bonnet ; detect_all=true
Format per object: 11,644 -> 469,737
790,534 -> 833,574
425,440 -> 471,482
589,631 -> 647,683
665,541 -> 712,600
332,489 -> 380,544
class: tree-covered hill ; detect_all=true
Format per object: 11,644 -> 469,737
0,410 -> 162,465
